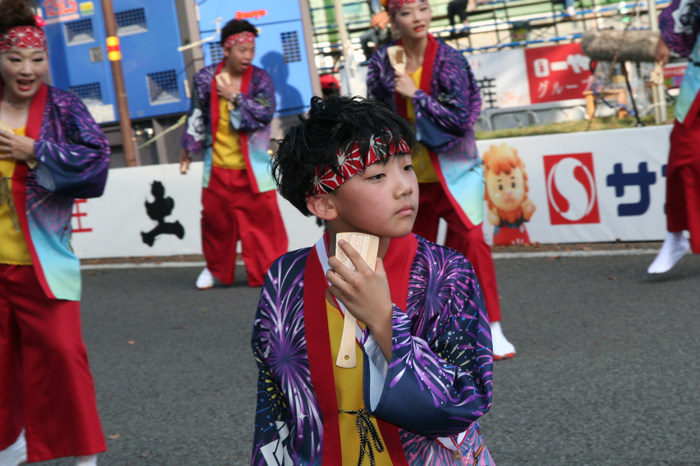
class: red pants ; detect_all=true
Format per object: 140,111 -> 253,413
667,115 -> 700,254
202,167 -> 288,287
413,182 -> 502,323
0,265 -> 105,462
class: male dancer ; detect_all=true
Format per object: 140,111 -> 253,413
180,19 -> 288,288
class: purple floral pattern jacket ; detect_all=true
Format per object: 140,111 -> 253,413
4,84 -> 110,301
180,63 -> 276,191
367,38 -> 485,227
251,236 -> 495,465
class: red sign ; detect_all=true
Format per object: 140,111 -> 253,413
42,0 -> 78,18
235,9 -> 267,20
525,43 -> 593,104
71,199 -> 93,233
543,153 -> 600,225
664,63 -> 688,89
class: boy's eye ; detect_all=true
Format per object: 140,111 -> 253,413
369,173 -> 385,180
404,164 -> 414,172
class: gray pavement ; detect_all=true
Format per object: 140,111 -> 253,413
40,250 -> 700,466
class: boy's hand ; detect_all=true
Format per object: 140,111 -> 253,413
327,240 -> 393,334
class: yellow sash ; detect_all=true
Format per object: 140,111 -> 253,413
327,299 -> 393,465
406,67 -> 439,184
0,127 -> 32,265
212,97 -> 246,169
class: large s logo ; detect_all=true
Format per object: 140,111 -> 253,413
543,153 -> 600,225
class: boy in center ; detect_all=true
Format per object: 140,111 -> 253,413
251,96 -> 495,465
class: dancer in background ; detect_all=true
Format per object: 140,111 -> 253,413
648,0 -> 700,274
0,1 -> 108,465
367,0 -> 516,359
180,19 -> 288,289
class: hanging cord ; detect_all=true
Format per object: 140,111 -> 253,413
338,408 -> 385,466
0,176 -> 20,232
586,0 -> 642,130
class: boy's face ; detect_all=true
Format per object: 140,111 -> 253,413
328,154 -> 418,237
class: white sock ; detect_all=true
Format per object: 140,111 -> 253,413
74,455 -> 98,466
196,267 -> 215,289
491,321 -> 516,360
0,430 -> 27,466
648,232 -> 690,274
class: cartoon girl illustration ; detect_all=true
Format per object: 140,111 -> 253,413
483,143 -> 536,245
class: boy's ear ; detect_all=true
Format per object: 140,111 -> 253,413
306,194 -> 338,221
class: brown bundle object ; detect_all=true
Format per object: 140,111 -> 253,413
581,30 -> 660,63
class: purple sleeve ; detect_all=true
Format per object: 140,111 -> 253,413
659,0 -> 699,57
412,47 -> 482,137
180,67 -> 213,155
33,93 -> 109,199
367,46 -> 397,108
366,247 -> 493,437
232,68 -> 276,131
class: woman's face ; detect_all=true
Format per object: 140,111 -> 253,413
0,48 -> 48,102
392,2 -> 432,41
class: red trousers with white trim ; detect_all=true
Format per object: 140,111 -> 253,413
0,265 -> 106,462
666,112 -> 700,254
412,182 -> 502,323
201,167 -> 288,287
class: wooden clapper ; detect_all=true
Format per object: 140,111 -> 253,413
387,45 -> 406,74
335,232 -> 380,368
215,71 -> 235,111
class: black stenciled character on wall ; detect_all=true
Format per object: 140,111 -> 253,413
141,181 -> 185,246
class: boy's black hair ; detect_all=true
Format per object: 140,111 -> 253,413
272,95 -> 415,217
220,19 -> 258,47
0,0 -> 35,35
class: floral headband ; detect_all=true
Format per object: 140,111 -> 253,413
381,0 -> 428,16
223,31 -> 255,50
309,134 -> 412,198
0,16 -> 48,54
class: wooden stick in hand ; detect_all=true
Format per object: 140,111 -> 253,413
335,232 -> 380,368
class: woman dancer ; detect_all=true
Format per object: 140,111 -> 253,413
0,1 -> 109,464
367,0 -> 516,359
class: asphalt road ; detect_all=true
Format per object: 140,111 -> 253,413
39,251 -> 700,466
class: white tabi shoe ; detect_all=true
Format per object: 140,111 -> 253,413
74,455 -> 98,466
648,232 -> 690,274
0,430 -> 27,466
491,321 -> 516,360
196,267 -> 215,290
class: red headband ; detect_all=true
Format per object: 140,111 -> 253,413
309,134 -> 412,198
223,31 -> 255,50
383,0 -> 427,16
0,17 -> 48,54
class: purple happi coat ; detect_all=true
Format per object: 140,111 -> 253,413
367,37 -> 485,228
251,235 -> 495,465
1,83 -> 109,301
179,63 -> 276,192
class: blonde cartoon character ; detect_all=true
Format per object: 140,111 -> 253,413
483,143 -> 536,245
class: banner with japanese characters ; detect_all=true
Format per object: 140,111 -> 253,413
524,43 -> 593,104
70,162 -> 322,259
466,49 -> 531,109
477,125 -> 672,246
70,126 -> 671,259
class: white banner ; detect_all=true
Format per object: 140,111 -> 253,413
71,162 -> 323,259
71,126 -> 672,259
476,125 -> 672,246
466,49 -> 531,109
